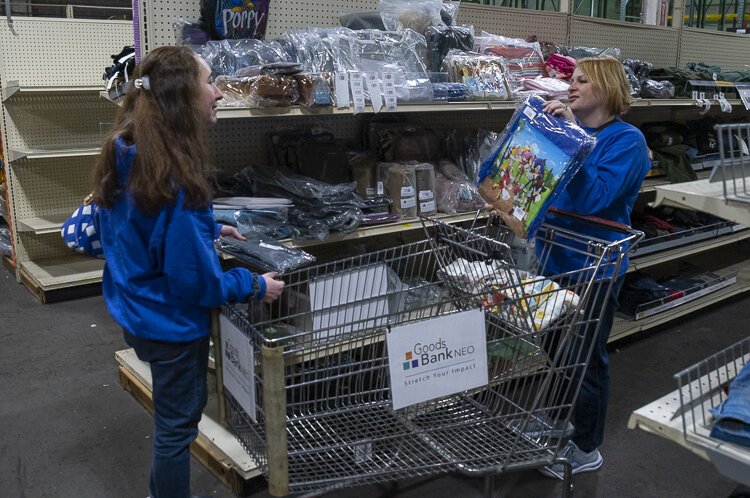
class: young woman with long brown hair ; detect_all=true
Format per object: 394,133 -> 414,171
92,45 -> 284,498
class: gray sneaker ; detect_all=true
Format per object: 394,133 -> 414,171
513,414 -> 574,439
538,440 -> 603,479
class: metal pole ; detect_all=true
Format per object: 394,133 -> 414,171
4,0 -> 13,26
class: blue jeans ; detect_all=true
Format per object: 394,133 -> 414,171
124,330 -> 210,498
569,277 -> 623,452
710,361 -> 750,447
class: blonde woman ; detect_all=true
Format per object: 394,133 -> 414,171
538,56 -> 651,478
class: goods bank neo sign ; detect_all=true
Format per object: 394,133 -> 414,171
386,309 -> 488,410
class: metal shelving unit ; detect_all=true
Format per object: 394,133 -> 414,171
0,18 -> 133,301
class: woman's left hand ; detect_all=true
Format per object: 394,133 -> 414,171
220,225 -> 246,241
543,100 -> 575,122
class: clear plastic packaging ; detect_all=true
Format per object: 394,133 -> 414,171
380,163 -> 418,218
294,72 -> 334,107
337,29 -> 431,102
442,50 -> 511,100
216,236 -> 315,274
280,27 -> 353,73
477,95 -> 597,238
521,77 -> 570,100
214,75 -> 299,107
339,11 -> 387,30
623,58 -> 654,80
0,227 -> 12,257
198,39 -> 289,76
640,79 -> 675,99
624,66 -> 642,97
172,18 -> 211,46
443,128 -> 500,182
434,171 -> 484,214
561,45 -> 621,60
474,32 -> 546,95
425,25 -> 474,72
379,0 -> 446,35
415,162 -> 437,216
214,208 -> 293,240
544,53 -> 576,79
349,152 -> 378,199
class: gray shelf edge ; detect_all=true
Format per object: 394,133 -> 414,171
628,228 -> 750,273
611,266 -> 750,343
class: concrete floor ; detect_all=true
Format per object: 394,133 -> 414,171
0,266 -> 746,498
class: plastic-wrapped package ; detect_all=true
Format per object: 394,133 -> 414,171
425,25 -> 474,72
431,81 -> 469,101
0,227 -> 12,257
294,72 -> 334,107
361,212 -> 401,224
375,162 -> 399,197
338,29 -> 431,102
339,11 -> 387,30
214,208 -> 293,239
214,75 -> 299,107
438,159 -> 470,181
216,236 -> 315,274
477,95 -> 596,238
435,171 -> 484,214
623,58 -> 654,80
244,164 -> 361,207
172,18 -> 211,46
521,77 -> 570,100
288,206 -> 363,239
281,27 -> 353,73
379,0 -> 446,35
640,79 -> 675,99
383,163 -> 418,218
443,128 -> 500,182
475,33 -> 546,95
415,163 -> 437,215
544,53 -> 576,79
348,152 -> 378,199
561,45 -> 621,60
198,39 -> 289,77
624,66 -> 642,97
442,50 -> 511,100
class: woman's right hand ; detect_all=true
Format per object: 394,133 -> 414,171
261,272 -> 285,303
543,99 -> 575,122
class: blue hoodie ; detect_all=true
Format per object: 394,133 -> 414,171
539,119 -> 651,278
98,137 -> 263,342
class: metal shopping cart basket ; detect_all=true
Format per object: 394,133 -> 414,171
674,336 -> 750,487
420,210 -> 642,492
217,210 -> 640,497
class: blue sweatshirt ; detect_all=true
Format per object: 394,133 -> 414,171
539,118 -> 651,278
98,137 -> 262,342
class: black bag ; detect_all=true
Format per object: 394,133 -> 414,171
200,0 -> 271,40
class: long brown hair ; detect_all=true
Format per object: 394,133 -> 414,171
92,46 -> 213,214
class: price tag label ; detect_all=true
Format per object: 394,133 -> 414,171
383,72 -> 398,111
350,72 -> 365,114
366,72 -> 383,113
334,72 -> 350,109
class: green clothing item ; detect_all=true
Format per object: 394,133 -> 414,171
650,144 -> 698,183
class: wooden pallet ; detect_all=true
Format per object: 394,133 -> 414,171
116,349 -> 265,497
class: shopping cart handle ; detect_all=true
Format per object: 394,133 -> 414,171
548,208 -> 635,234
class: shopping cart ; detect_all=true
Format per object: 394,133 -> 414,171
673,336 -> 750,487
217,210 -> 641,497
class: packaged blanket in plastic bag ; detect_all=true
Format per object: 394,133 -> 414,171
477,95 -> 596,238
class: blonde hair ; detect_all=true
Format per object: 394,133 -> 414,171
576,56 -> 631,116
